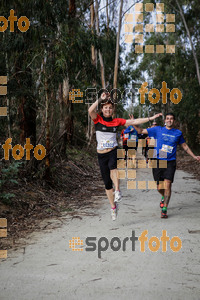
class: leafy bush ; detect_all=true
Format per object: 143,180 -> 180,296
0,161 -> 22,205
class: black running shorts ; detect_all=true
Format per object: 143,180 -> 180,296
152,159 -> 176,184
97,147 -> 117,190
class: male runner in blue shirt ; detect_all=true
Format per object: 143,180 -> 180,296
136,113 -> 200,218
123,124 -> 139,164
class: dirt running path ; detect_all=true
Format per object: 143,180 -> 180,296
0,151 -> 200,300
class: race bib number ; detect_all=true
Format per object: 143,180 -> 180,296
130,135 -> 137,140
161,144 -> 173,153
124,133 -> 129,139
101,140 -> 115,149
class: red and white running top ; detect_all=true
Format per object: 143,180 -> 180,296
93,114 -> 126,150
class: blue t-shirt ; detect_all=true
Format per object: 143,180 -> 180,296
147,126 -> 185,161
124,126 -> 138,142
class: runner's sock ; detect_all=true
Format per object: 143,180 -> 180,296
161,196 -> 164,201
112,205 -> 116,210
162,206 -> 167,213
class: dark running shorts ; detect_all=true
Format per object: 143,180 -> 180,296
97,147 -> 118,190
97,147 -> 117,171
152,159 -> 176,184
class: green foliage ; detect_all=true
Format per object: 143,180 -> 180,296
125,0 -> 200,148
0,193 -> 15,205
0,161 -> 22,204
1,0 -> 199,187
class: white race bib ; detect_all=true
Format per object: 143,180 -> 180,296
130,135 -> 137,140
161,144 -> 173,153
100,140 -> 115,149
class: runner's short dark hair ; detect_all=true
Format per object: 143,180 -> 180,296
165,113 -> 175,120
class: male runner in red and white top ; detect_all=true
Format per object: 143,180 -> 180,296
88,92 -> 162,221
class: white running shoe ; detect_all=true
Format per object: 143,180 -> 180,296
114,190 -> 122,203
111,204 -> 118,221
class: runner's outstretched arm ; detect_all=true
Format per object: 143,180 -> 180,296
125,113 -> 162,127
181,143 -> 200,162
124,126 -> 134,133
88,92 -> 107,120
131,125 -> 148,135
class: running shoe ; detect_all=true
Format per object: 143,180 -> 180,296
161,209 -> 168,218
114,190 -> 122,203
160,197 -> 164,208
111,204 -> 118,221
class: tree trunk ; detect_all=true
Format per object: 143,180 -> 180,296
69,0 -> 76,17
65,0 -> 76,146
106,0 -> 109,31
87,2 -> 96,146
18,70 -> 36,146
4,33 -> 11,138
44,61 -> 50,179
95,0 -> 106,88
60,77 -> 71,153
91,3 -> 96,68
113,0 -> 123,90
175,0 -> 200,85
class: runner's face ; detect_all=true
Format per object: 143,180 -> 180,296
102,103 -> 113,117
165,115 -> 174,128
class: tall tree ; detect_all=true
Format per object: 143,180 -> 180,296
175,0 -> 200,85
95,0 -> 106,88
113,0 -> 123,90
87,2 -> 96,146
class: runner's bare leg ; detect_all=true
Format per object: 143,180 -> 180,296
105,188 -> 115,208
157,184 -> 164,197
163,179 -> 172,207
110,169 -> 120,191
